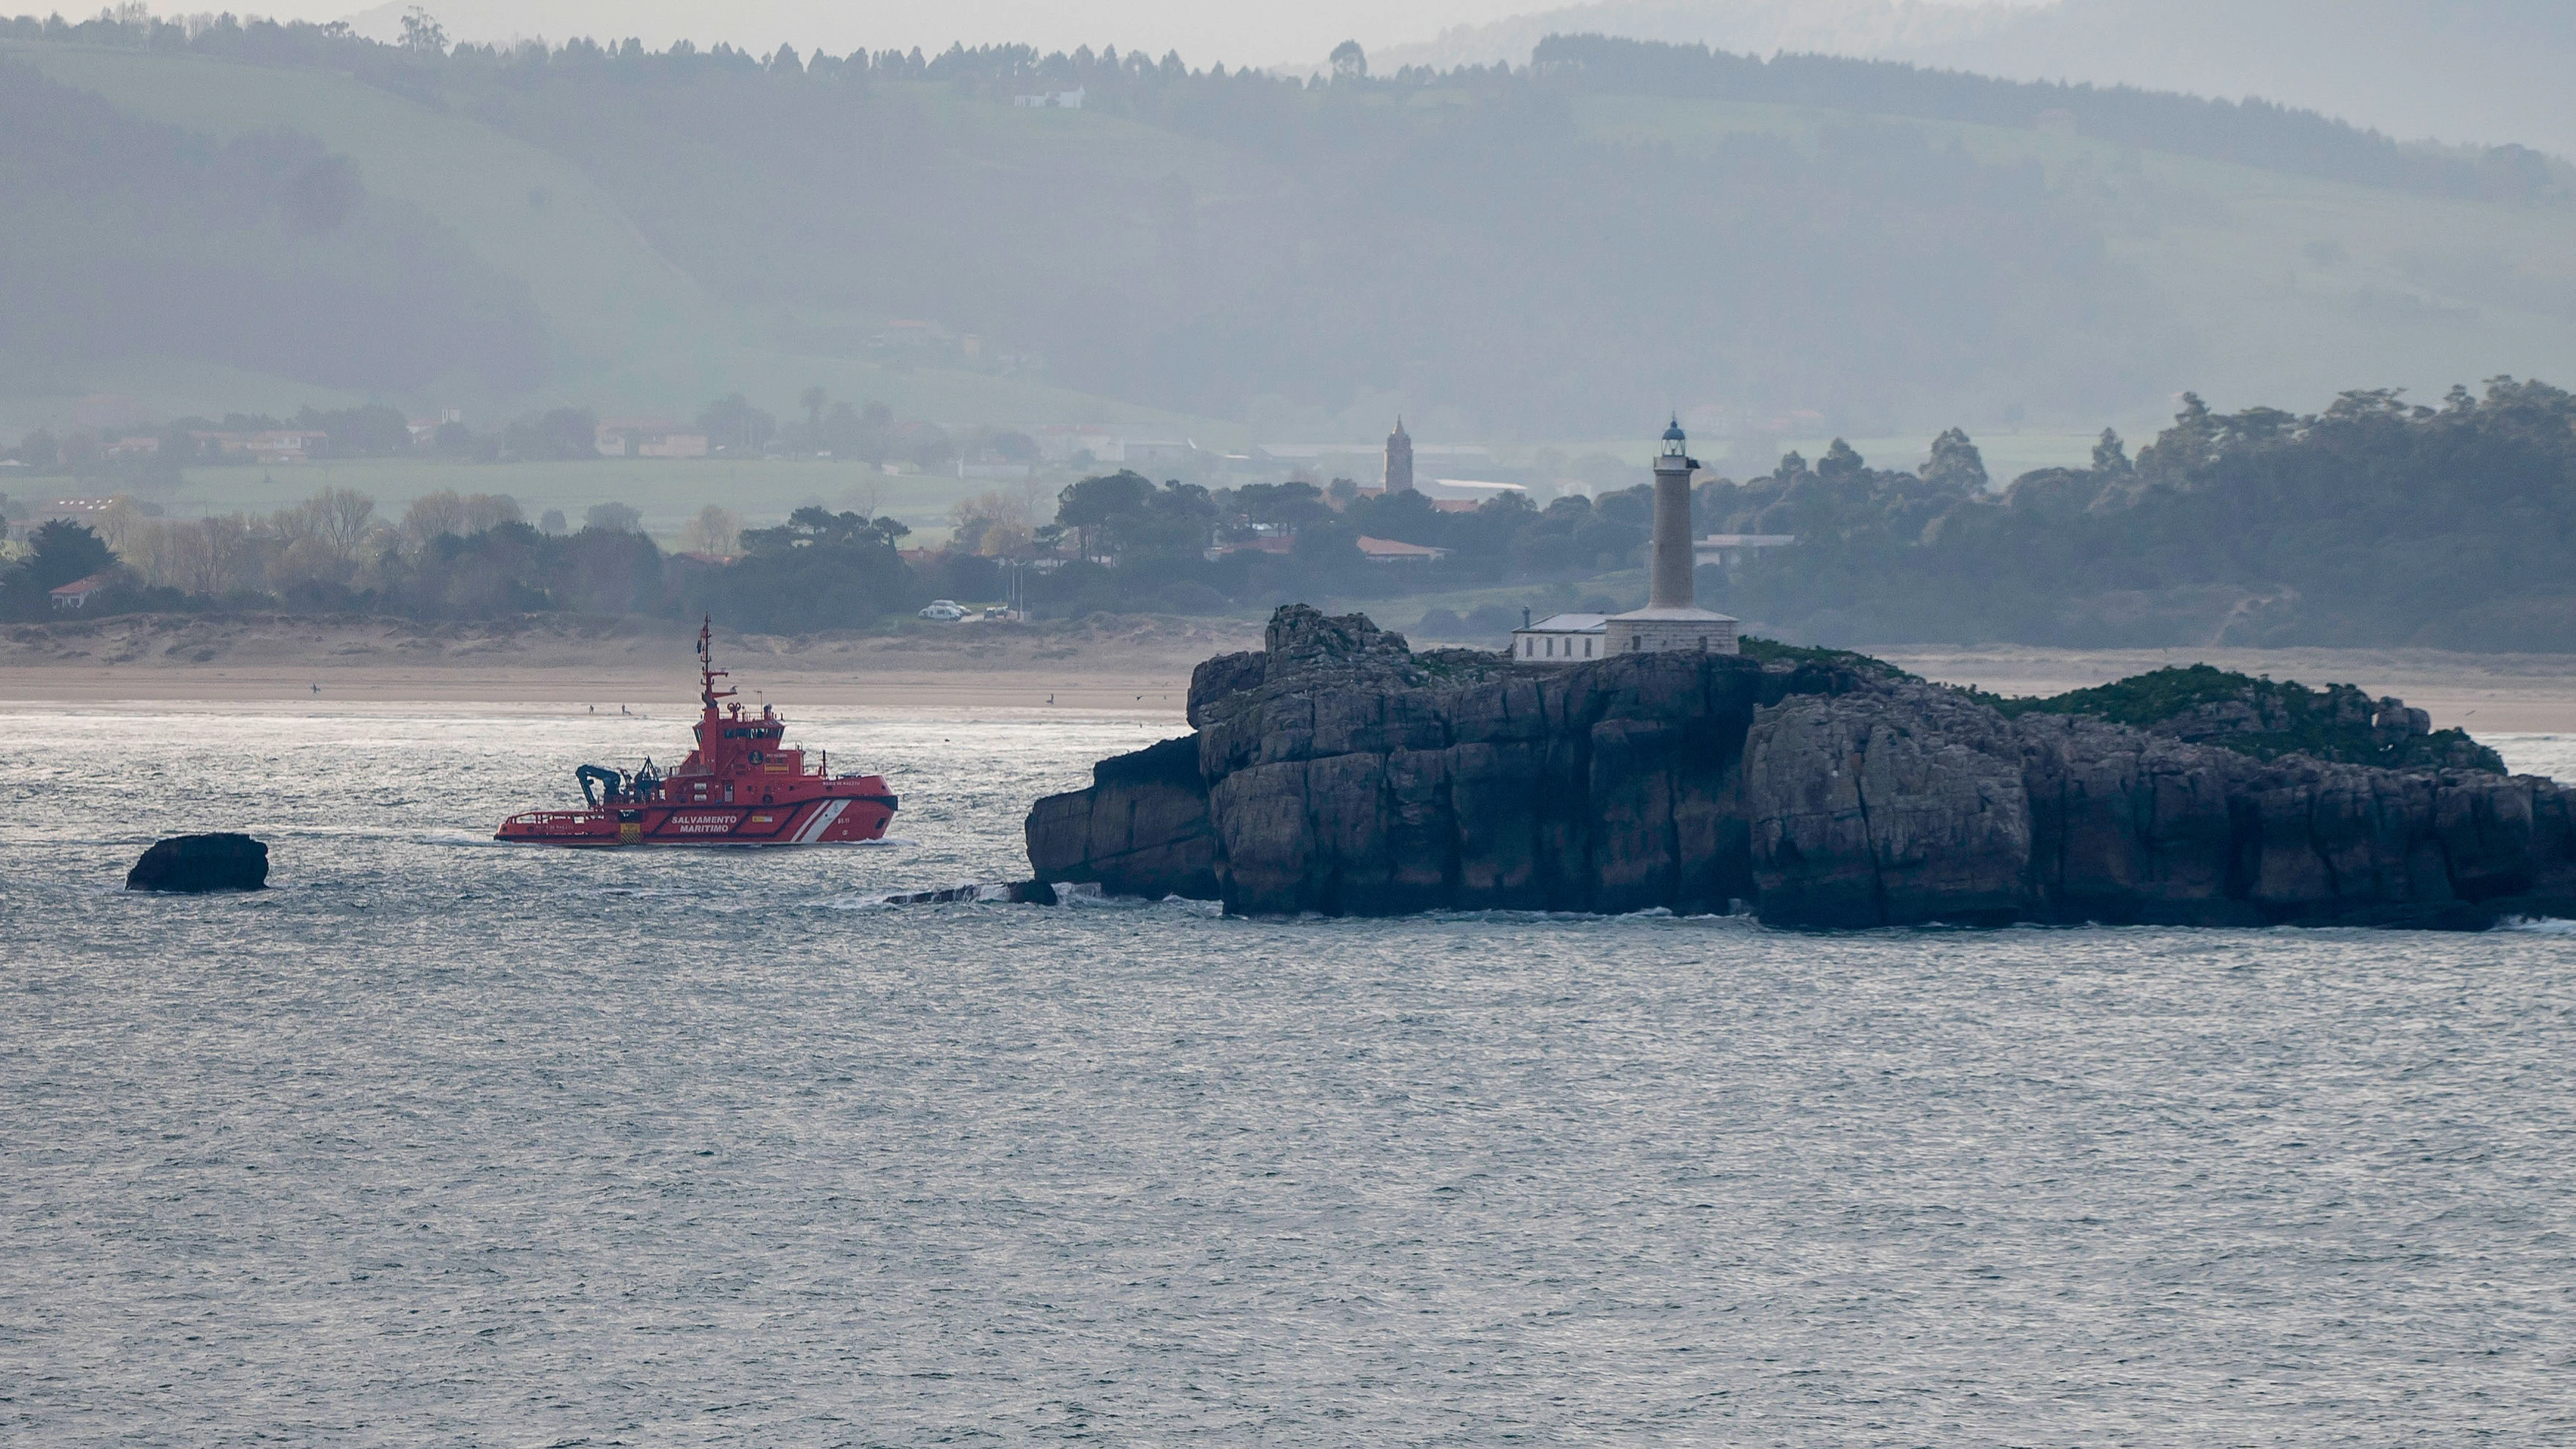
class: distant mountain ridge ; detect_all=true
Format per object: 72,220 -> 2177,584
1530,35 -> 2566,206
1378,0 -> 2002,75
1381,0 -> 2576,158
7,8 -> 2576,443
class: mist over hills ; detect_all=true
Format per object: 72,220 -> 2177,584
0,59 -> 547,399
3,10 -> 2575,447
1382,0 -> 2576,158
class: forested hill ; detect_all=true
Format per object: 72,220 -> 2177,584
1700,377 -> 2576,650
6,11 -> 2576,438
1529,35 -> 2569,205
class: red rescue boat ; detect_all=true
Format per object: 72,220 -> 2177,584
496,618 -> 898,847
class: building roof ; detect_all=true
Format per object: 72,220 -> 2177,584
1518,612 -> 1609,633
1610,605 -> 1740,624
49,572 -> 112,598
1698,534 -> 1796,547
1354,535 -> 1447,558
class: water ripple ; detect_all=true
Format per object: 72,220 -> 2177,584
0,707 -> 2571,1444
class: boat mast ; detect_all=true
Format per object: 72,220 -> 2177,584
693,614 -> 740,774
698,614 -> 734,712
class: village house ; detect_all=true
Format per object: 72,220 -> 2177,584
1011,86 -> 1085,108
408,407 -> 464,445
1511,611 -> 1609,664
1694,533 -> 1796,569
1354,535 -> 1448,564
594,419 -> 709,458
48,572 -> 112,611
1426,479 -> 1529,512
1205,534 -> 1296,562
663,550 -> 734,587
1035,424 -> 1118,462
246,429 -> 330,464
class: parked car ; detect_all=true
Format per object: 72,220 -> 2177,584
917,600 -> 968,622
983,605 -> 1011,620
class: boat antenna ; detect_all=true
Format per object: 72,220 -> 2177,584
698,613 -> 734,709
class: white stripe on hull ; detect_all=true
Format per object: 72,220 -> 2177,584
794,797 -> 851,844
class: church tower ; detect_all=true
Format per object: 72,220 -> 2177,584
1602,418 -> 1739,657
1384,417 -> 1414,494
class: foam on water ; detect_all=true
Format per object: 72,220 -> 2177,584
2,705 -> 2573,1443
2499,915 -> 2576,934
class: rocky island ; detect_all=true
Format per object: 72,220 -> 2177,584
1026,605 -> 2576,929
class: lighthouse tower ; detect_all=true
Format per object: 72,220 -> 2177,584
1602,419 -> 1739,656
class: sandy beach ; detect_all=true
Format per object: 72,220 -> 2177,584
0,613 -> 1254,718
8,613 -> 2576,732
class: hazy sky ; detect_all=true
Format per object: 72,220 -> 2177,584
316,0 -> 2031,70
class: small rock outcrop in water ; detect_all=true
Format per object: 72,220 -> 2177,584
1025,605 -> 2576,929
127,833 -> 269,893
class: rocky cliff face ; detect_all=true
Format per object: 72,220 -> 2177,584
1026,607 -> 2576,929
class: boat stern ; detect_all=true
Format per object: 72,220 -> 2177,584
495,808 -> 630,846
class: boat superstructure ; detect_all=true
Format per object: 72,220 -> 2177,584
496,619 -> 897,847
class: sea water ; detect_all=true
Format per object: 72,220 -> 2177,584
3,707 -> 2573,1445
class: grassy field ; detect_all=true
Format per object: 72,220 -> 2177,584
0,42 -> 1224,438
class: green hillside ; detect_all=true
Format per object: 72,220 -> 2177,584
7,22 -> 2576,448
1571,89 -> 2576,432
0,40 -> 1218,438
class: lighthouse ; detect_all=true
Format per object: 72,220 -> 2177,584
1601,419 -> 1739,656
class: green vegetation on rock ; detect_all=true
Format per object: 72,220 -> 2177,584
1734,635 -> 1914,679
1980,663 -> 2504,773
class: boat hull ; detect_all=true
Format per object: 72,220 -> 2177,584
495,791 -> 898,847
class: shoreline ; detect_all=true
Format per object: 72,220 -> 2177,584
0,667 -> 1197,716
0,612 -> 1242,716
7,612 -> 2576,731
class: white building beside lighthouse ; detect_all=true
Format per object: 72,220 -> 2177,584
1514,419 -> 1738,664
